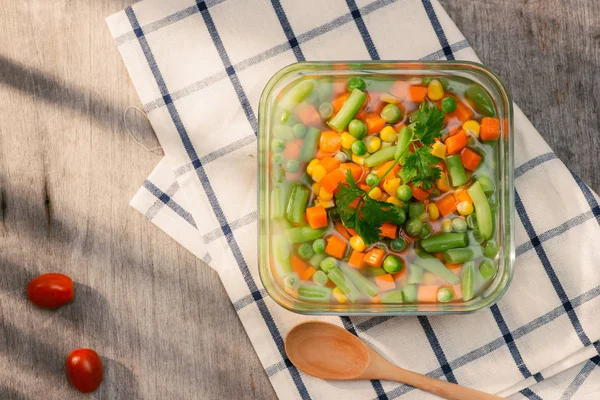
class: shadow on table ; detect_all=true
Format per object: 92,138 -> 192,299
94,357 -> 140,400
0,385 -> 32,400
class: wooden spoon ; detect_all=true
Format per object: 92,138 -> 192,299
285,321 -> 505,400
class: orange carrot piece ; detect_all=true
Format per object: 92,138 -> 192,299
480,117 -> 501,141
408,85 -> 428,102
418,285 -> 440,303
364,248 -> 385,267
306,205 -> 328,229
332,92 -> 350,114
411,185 -> 430,201
319,131 -> 341,153
325,235 -> 347,259
374,274 -> 396,291
390,81 -> 410,99
300,266 -> 316,281
298,104 -> 321,127
373,160 -> 399,180
435,194 -> 457,217
333,81 -> 347,96
452,284 -> 462,300
319,156 -> 340,173
348,198 -> 359,209
282,138 -> 303,161
370,295 -> 381,303
364,113 -> 386,135
380,222 -> 398,239
315,149 -> 335,159
348,250 -> 366,269
339,163 -> 363,181
334,222 -> 351,240
445,130 -> 467,154
454,101 -> 473,122
455,190 -> 473,205
447,120 -> 462,136
346,227 -> 357,237
291,254 -> 308,276
446,263 -> 462,270
460,148 -> 482,171
359,183 -> 371,191
320,169 -> 346,193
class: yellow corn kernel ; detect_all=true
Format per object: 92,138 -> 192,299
380,126 -> 398,143
463,120 -> 481,138
306,159 -> 320,175
340,132 -> 357,149
428,79 -> 444,101
436,171 -> 450,192
442,219 -> 453,232
380,141 -> 393,148
431,141 -> 447,159
349,235 -> 367,252
312,164 -> 327,182
457,201 -> 474,216
312,182 -> 321,194
351,153 -> 365,165
379,92 -> 401,104
368,187 -> 382,200
318,199 -> 335,209
383,178 -> 401,197
386,196 -> 402,206
428,203 -> 440,221
319,186 -> 333,201
332,287 -> 348,303
365,136 -> 381,153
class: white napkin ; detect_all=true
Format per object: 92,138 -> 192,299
107,0 -> 600,398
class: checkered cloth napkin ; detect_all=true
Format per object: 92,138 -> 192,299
106,0 -> 600,398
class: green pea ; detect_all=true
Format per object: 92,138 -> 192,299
441,97 -> 457,114
283,273 -> 299,291
383,255 -> 404,274
293,123 -> 307,138
328,208 -> 341,222
271,153 -> 285,165
318,102 -> 334,119
348,119 -> 367,139
312,270 -> 328,286
305,91 -> 319,105
298,242 -> 315,260
271,165 -> 285,184
484,240 -> 498,258
351,140 -> 367,156
397,184 -> 413,201
390,237 -> 407,252
380,103 -> 402,124
365,173 -> 379,186
284,159 -> 301,173
312,238 -> 326,254
437,287 -> 454,303
334,151 -> 348,163
451,218 -> 467,232
421,77 -> 432,85
418,223 -> 433,239
466,214 -> 477,230
319,257 -> 337,273
347,77 -> 366,92
479,258 -> 497,280
271,138 -> 286,153
277,109 -> 291,124
406,218 -> 423,236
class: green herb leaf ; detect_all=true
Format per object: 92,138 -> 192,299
413,103 -> 444,145
403,146 -> 442,190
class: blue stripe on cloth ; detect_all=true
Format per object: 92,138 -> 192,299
514,152 -> 557,179
421,0 -> 454,60
569,169 -> 600,226
515,190 -> 592,347
520,388 -> 543,400
340,317 -> 389,400
418,316 -> 457,384
532,372 -> 543,383
125,6 -> 311,399
346,0 -> 380,59
142,180 -> 197,228
490,304 -> 533,379
270,0 -> 305,61
195,0 -> 258,134
559,359 -> 598,400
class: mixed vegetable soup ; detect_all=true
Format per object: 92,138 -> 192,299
267,73 -> 503,306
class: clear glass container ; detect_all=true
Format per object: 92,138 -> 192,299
258,61 -> 514,315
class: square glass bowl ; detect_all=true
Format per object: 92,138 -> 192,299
258,61 -> 514,315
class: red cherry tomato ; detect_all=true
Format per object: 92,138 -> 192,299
66,348 -> 103,393
26,273 -> 74,308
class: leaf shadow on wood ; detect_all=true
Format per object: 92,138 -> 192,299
93,357 -> 140,400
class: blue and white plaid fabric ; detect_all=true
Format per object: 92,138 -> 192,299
106,0 -> 600,398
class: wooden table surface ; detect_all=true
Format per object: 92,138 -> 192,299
0,1 -> 598,399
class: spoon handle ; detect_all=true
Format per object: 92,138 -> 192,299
385,367 -> 505,400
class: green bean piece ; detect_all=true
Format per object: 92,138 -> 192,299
394,126 -> 412,162
484,240 -> 499,258
471,228 -> 485,244
443,248 -> 474,264
340,264 -> 379,297
312,238 -> 326,254
319,257 -> 337,273
419,223 -> 433,239
445,155 -> 468,186
467,181 -> 493,240
479,258 -> 497,280
420,232 -> 468,252
421,77 -> 432,85
347,77 -> 367,92
364,146 -> 395,167
380,289 -> 404,304
286,185 -> 310,225
461,261 -> 475,301
397,184 -> 413,201
451,218 -> 467,232
437,287 -> 454,303
327,267 -> 361,302
312,270 -> 328,286
298,284 -> 331,303
348,119 -> 367,139
383,255 -> 403,274
476,175 -> 495,195
317,79 -> 333,102
380,103 -> 402,123
406,218 -> 424,236
285,226 -> 328,244
365,173 -> 379,186
465,84 -> 496,117
271,138 -> 286,153
271,186 -> 284,220
402,284 -> 418,302
308,253 -> 326,268
389,237 -> 407,252
466,214 -> 477,230
272,152 -> 285,165
319,102 -> 334,119
407,264 -> 424,284
328,88 -> 367,132
271,164 -> 285,184
279,80 -> 315,111
272,234 -> 292,277
366,267 -> 388,277
408,202 -> 425,219
273,125 -> 294,141
441,97 -> 457,114
293,123 -> 307,138
284,159 -> 301,173
298,242 -> 315,260
298,128 -> 321,162
351,140 -> 367,156
413,256 -> 460,285
413,242 -> 434,259
283,273 -> 300,292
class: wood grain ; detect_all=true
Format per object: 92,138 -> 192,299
0,1 -> 598,399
